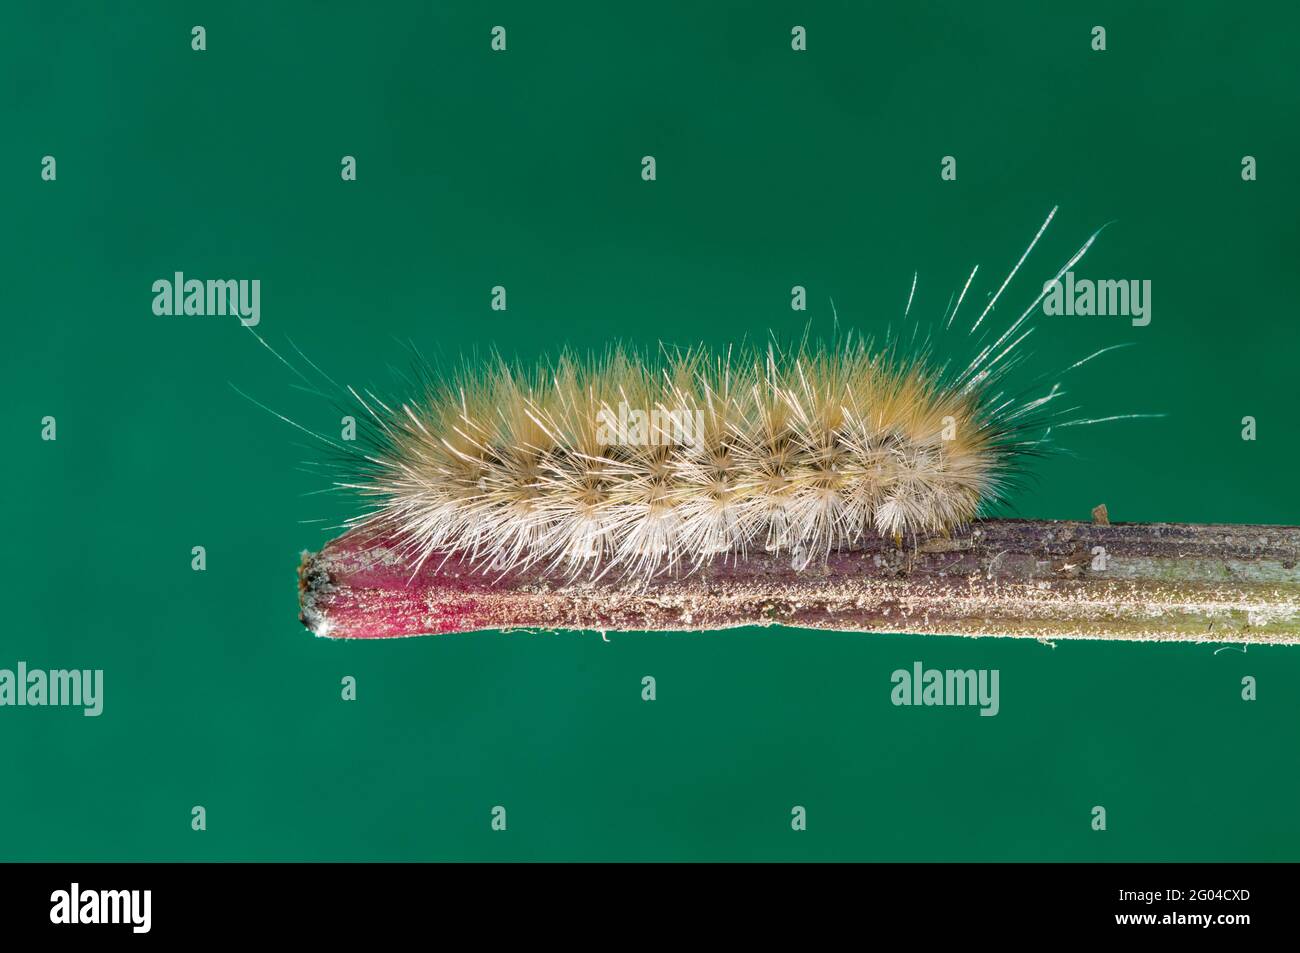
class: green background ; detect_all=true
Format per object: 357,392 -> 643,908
3,1 -> 1298,861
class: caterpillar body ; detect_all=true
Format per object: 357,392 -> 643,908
259,208 -> 1138,585
346,339 -> 1026,582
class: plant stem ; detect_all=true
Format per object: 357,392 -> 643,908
298,520 -> 1300,643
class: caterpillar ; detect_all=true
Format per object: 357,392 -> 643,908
305,207 -> 1108,584
343,339 -> 1030,583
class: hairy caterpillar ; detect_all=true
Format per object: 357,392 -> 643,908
287,208 -> 1113,584
342,339 -> 1036,583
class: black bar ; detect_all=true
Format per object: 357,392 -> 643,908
0,862 -> 1283,940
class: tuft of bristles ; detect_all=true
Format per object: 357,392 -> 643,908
252,208 -> 1149,583
342,340 -> 1035,581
